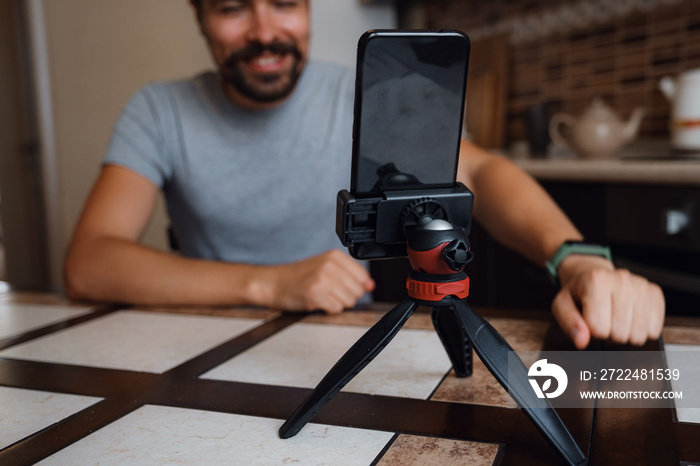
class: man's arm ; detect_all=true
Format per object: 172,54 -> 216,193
64,165 -> 374,313
457,140 -> 664,348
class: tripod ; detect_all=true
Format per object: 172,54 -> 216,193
279,218 -> 587,466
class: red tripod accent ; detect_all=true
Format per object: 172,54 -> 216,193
406,275 -> 470,301
406,245 -> 470,301
405,224 -> 471,302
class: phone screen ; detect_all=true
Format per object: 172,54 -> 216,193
350,31 -> 470,196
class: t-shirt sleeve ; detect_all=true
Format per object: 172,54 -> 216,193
102,84 -> 174,188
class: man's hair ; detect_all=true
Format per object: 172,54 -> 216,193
190,0 -> 202,23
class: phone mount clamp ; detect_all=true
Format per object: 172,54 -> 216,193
278,209 -> 588,466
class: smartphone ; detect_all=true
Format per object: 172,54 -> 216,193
338,30 -> 473,260
351,30 -> 470,196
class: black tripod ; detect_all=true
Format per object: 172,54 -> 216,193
279,218 -> 587,466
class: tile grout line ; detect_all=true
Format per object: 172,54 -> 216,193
0,303 -> 123,351
0,310 -> 304,463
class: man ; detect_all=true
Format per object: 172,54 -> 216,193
65,0 -> 664,350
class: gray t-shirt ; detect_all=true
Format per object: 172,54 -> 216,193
104,61 -> 355,265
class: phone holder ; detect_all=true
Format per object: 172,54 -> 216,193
279,207 -> 588,466
336,183 -> 474,260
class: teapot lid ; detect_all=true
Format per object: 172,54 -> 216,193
584,97 -> 612,113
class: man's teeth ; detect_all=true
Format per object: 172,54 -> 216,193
254,55 -> 282,66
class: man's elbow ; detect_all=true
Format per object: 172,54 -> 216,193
63,250 -> 96,301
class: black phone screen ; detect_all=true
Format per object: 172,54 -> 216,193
350,30 -> 470,196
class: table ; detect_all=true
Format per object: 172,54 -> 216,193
1,292 -> 699,465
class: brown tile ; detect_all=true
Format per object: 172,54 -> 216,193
663,326 -> 700,345
499,333 -> 544,352
685,53 -> 700,69
589,43 -> 617,62
650,30 -> 684,50
618,74 -> 648,92
0,292 -> 73,305
588,72 -> 616,88
686,26 -> 700,44
404,312 -> 436,330
685,34 -> 700,55
133,305 -> 280,321
377,434 -> 499,466
513,45 -> 540,65
302,306 -> 435,330
649,62 -> 683,79
540,40 -> 564,59
620,11 -> 648,29
590,57 -> 616,74
432,360 -> 511,407
486,317 -> 549,339
431,334 -> 543,407
591,26 -> 618,48
567,46 -> 593,65
302,308 -> 386,327
618,51 -> 647,70
688,0 -> 700,15
652,3 -> 686,24
512,66 -> 541,90
650,17 -> 684,35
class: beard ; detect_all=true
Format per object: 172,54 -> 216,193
221,40 -> 304,104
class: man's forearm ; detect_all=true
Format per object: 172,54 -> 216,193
460,145 -> 582,265
64,236 -> 269,306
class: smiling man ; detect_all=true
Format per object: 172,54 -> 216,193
66,0 -> 373,314
65,0 -> 664,350
194,0 -> 310,107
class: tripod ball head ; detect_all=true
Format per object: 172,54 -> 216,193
407,219 -> 473,275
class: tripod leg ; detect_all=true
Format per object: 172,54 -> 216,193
451,299 -> 587,466
279,297 -> 418,439
431,306 -> 472,377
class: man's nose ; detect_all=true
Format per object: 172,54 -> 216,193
246,7 -> 277,44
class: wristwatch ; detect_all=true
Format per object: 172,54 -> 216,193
545,240 -> 612,286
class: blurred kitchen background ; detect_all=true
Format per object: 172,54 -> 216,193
385,0 -> 700,314
1,0 -> 699,314
397,0 -> 700,149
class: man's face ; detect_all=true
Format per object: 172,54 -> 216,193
196,0 -> 310,109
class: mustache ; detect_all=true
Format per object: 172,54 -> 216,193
225,40 -> 300,65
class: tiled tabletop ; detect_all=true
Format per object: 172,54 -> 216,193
1,293 -> 699,465
0,310 -> 264,373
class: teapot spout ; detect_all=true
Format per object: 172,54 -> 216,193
623,107 -> 645,143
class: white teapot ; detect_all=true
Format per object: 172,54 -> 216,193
549,98 -> 644,159
660,68 -> 700,150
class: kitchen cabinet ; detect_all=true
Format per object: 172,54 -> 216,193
469,180 -> 700,314
371,178 -> 700,315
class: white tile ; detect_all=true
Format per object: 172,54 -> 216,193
0,386 -> 101,449
0,303 -> 92,340
202,322 -> 452,399
0,311 -> 263,373
666,344 -> 700,424
39,405 -> 394,466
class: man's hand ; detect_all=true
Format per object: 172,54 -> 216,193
262,250 -> 375,314
551,255 -> 665,349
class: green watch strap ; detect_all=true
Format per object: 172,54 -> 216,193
545,241 -> 612,285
